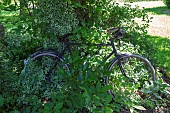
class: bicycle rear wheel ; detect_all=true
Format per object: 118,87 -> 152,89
106,53 -> 156,100
20,51 -> 69,98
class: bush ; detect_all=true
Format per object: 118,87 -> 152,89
35,0 -> 78,36
13,44 -> 148,112
1,0 -> 168,112
163,0 -> 170,8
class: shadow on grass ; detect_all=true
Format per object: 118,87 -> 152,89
145,6 -> 170,16
147,35 -> 170,78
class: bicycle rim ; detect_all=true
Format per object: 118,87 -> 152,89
21,52 -> 69,98
106,54 -> 156,100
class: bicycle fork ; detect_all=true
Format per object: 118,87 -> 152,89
117,55 -> 134,82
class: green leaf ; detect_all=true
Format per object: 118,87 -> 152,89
142,89 -> 152,94
105,95 -> 112,104
100,85 -> 112,92
93,109 -> 102,113
2,0 -> 11,5
93,95 -> 101,106
105,107 -> 113,113
85,95 -> 91,105
96,81 -> 101,91
43,104 -> 51,112
9,110 -> 20,113
54,103 -> 63,110
133,105 -> 146,110
0,95 -> 4,107
72,110 -> 78,113
153,93 -> 162,99
88,76 -> 98,82
43,111 -> 51,113
54,110 -> 60,113
8,5 -> 17,11
79,86 -> 88,93
83,62 -> 88,71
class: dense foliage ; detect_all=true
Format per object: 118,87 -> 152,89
163,0 -> 170,8
0,0 -> 170,112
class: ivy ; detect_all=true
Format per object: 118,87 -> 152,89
1,0 -> 169,112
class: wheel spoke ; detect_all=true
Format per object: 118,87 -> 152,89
20,52 -> 69,99
106,54 -> 156,100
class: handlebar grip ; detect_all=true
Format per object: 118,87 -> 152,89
107,27 -> 119,33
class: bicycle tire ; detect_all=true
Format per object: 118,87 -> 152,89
21,51 -> 69,98
106,53 -> 156,100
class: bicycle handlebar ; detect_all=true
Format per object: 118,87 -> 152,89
58,27 -> 125,45
107,27 -> 119,34
106,27 -> 125,39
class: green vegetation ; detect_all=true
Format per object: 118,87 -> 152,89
144,6 -> 170,15
163,0 -> 170,8
117,0 -> 162,2
147,35 -> 170,79
0,0 -> 170,113
143,1 -> 170,78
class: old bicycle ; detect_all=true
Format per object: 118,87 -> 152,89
22,27 -> 156,99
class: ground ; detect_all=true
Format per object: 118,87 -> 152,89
148,15 -> 170,38
120,1 -> 170,38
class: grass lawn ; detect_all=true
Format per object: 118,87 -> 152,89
136,1 -> 170,78
147,13 -> 170,78
147,35 -> 170,79
144,6 -> 170,16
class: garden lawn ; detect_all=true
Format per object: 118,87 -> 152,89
130,1 -> 170,78
147,35 -> 170,80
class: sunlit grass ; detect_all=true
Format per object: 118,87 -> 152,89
144,6 -> 170,16
143,5 -> 170,77
147,35 -> 170,77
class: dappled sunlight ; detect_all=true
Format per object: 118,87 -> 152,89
129,2 -> 170,38
127,1 -> 165,9
147,35 -> 170,75
119,1 -> 170,38
147,14 -> 170,38
1,0 -> 170,112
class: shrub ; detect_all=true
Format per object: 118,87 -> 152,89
1,0 -> 165,112
35,0 -> 78,37
163,0 -> 170,8
16,43 -> 144,112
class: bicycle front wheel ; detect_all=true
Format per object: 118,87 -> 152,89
106,53 -> 156,100
20,51 -> 69,98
